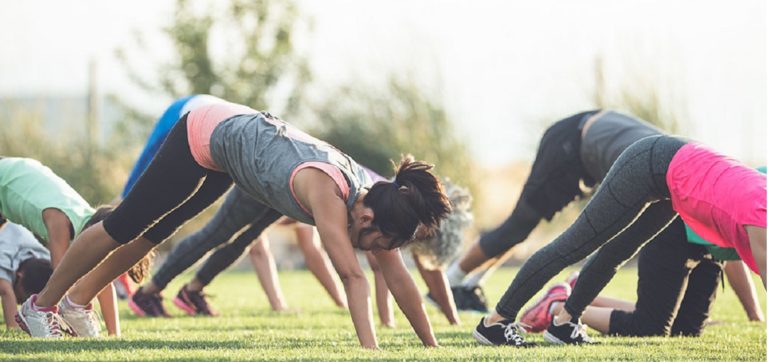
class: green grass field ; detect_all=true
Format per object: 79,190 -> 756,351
1,267 -> 765,361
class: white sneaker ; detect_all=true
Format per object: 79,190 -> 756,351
59,297 -> 101,337
16,295 -> 68,338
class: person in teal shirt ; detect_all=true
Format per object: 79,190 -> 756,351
0,157 -> 119,336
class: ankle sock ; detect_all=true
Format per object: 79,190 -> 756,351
65,295 -> 88,309
446,263 -> 467,287
30,295 -> 57,313
462,268 -> 491,288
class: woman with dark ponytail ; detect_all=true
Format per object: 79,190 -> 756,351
363,156 -> 451,250
18,100 -> 451,349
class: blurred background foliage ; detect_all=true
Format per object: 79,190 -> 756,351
0,0 -> 688,262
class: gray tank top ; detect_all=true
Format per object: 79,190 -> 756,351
580,111 -> 663,182
208,113 -> 372,225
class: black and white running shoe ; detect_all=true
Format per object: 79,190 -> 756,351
472,317 -> 532,347
544,318 -> 596,345
453,286 -> 490,313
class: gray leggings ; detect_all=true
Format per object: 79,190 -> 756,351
496,135 -> 687,320
151,187 -> 282,290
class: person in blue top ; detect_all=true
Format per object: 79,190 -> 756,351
121,95 -> 226,198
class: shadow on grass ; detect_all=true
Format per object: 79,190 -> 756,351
0,339 -> 254,355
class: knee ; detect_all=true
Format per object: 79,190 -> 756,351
248,238 -> 268,257
610,310 -> 672,337
634,324 -> 671,337
630,317 -> 673,337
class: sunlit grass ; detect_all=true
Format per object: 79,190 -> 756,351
1,267 -> 764,361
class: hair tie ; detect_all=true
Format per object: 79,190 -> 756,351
393,180 -> 407,191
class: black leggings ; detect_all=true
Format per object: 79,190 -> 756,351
609,218 -> 722,337
495,135 -> 686,319
103,115 -> 233,244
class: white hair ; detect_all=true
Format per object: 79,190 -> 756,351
407,179 -> 473,269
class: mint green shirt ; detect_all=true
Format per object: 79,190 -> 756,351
0,158 -> 94,244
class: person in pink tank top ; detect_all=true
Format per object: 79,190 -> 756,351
473,134 -> 765,347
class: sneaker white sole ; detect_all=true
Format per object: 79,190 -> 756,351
542,330 -> 566,344
472,329 -> 496,345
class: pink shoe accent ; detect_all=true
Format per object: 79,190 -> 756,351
173,297 -> 197,316
14,313 -> 30,335
30,294 -> 58,313
128,299 -> 147,317
519,283 -> 571,333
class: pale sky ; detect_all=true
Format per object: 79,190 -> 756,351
1,0 -> 765,166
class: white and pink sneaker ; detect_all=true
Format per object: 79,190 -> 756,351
59,296 -> 101,337
15,294 -> 72,338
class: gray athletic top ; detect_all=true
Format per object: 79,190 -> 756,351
0,221 -> 50,283
580,111 -> 663,182
209,113 -> 372,225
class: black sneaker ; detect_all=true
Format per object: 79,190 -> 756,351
544,318 -> 596,345
473,317 -> 531,347
451,287 -> 468,310
129,287 -> 169,318
456,286 -> 489,313
173,285 -> 219,316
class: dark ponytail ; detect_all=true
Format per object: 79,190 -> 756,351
363,155 -> 451,249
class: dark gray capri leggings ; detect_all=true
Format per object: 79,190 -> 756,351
152,187 -> 282,290
495,135 -> 687,320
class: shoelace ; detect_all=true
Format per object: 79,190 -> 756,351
570,321 -> 592,342
44,312 -> 64,338
503,323 -> 526,345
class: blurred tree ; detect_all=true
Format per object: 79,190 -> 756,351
592,55 -> 686,133
110,0 -> 312,247
116,0 -> 311,117
309,76 -> 477,198
0,104 -> 126,205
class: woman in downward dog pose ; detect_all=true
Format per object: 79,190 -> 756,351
473,134 -> 766,346
114,94 -> 344,307
119,94 -> 465,323
17,101 -> 451,349
130,174 -> 470,326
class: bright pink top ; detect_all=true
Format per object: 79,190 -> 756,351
187,103 -> 258,171
289,162 -> 350,216
667,143 -> 767,273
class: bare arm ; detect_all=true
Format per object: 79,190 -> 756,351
0,279 -> 18,329
296,224 -> 347,309
374,249 -> 438,347
96,283 -> 120,336
365,251 -> 394,327
42,208 -> 71,267
301,170 -> 377,349
413,254 -> 460,325
746,225 -> 766,288
248,236 -> 289,311
724,260 -> 764,321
